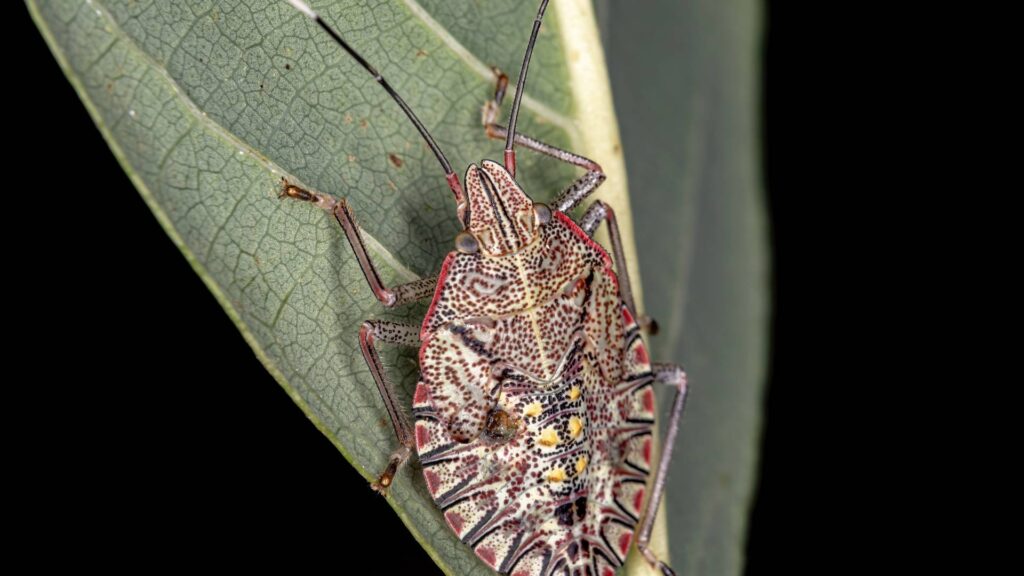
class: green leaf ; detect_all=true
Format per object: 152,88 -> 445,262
30,0 -> 766,574
597,1 -> 769,574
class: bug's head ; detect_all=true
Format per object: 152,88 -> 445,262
456,160 -> 550,256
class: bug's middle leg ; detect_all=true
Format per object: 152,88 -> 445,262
281,181 -> 437,307
481,70 -> 606,213
635,363 -> 689,576
578,201 -> 658,333
358,320 -> 422,494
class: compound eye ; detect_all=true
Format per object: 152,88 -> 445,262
533,203 -> 552,225
455,231 -> 480,254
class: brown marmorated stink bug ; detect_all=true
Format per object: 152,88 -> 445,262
281,1 -> 689,575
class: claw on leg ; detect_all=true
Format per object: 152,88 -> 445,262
279,178 -> 337,212
371,446 -> 411,496
640,314 -> 660,336
638,543 -> 677,575
481,67 -> 510,135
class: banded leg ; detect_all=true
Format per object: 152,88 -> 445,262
481,70 -> 606,214
281,181 -> 437,307
358,320 -> 422,494
636,363 -> 689,576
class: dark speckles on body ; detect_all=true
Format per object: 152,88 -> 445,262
412,213 -> 656,575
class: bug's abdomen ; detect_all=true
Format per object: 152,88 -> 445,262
413,339 -> 592,574
412,303 -> 657,575
414,214 -> 658,575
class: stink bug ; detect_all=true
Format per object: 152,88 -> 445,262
282,1 -> 689,574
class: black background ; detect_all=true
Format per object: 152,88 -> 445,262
16,1 -> 783,572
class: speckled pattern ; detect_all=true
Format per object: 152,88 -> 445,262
414,161 -> 656,576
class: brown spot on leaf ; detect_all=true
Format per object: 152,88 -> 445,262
389,153 -> 404,168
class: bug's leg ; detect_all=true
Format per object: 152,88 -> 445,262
358,320 -> 422,495
636,363 -> 689,576
491,125 -> 606,214
281,181 -> 437,307
481,71 -> 606,213
481,67 -> 510,134
489,76 -> 652,318
578,201 -> 659,333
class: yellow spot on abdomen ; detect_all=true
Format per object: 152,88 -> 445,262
538,427 -> 560,447
576,455 -> 589,475
568,386 -> 581,401
547,467 -> 566,483
524,402 -> 543,418
568,417 -> 583,439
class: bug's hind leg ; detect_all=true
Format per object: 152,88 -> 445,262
579,201 -> 659,334
358,320 -> 422,495
636,363 -> 689,575
281,180 -> 437,307
481,70 -> 606,214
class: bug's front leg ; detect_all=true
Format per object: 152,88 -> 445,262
358,320 -> 422,494
481,70 -> 606,213
281,181 -> 437,307
481,67 -> 510,137
281,181 -> 434,494
635,363 -> 689,576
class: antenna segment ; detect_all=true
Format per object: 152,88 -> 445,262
284,0 -> 463,198
503,0 -> 551,177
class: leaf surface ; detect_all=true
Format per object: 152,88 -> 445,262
30,0 -> 766,574
597,1 -> 769,574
